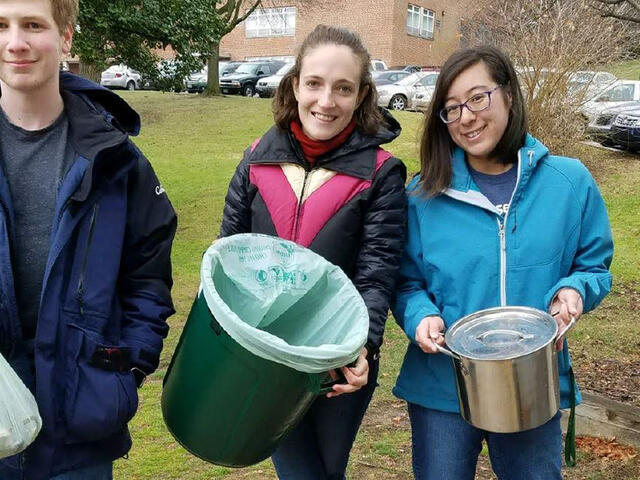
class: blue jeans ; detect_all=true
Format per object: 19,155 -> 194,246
408,404 -> 562,480
0,458 -> 112,480
49,461 -> 113,480
272,359 -> 379,480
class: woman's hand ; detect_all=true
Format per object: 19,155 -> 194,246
415,315 -> 445,354
326,347 -> 369,398
550,288 -> 584,351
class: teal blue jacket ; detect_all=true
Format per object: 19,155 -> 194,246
392,134 -> 613,413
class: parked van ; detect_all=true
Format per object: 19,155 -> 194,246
370,59 -> 388,72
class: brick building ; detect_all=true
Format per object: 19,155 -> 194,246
220,0 -> 469,68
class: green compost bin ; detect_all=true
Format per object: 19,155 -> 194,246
161,234 -> 369,467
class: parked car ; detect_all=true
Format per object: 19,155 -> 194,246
581,80 -> 640,124
219,61 -> 284,96
220,61 -> 243,77
409,72 -> 439,111
376,72 -> 438,111
586,101 -> 640,143
566,70 -> 618,107
100,65 -> 142,90
185,62 -> 246,93
256,63 -> 294,98
568,70 -> 617,96
608,104 -> 640,152
185,66 -> 208,93
140,60 -> 187,91
372,70 -> 411,87
389,65 -> 422,73
370,59 -> 388,72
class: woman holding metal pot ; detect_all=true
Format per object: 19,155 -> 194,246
392,45 -> 613,479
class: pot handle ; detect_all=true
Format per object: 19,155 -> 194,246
433,343 -> 461,361
554,315 -> 576,343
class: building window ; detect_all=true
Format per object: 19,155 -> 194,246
407,4 -> 434,39
246,7 -> 296,38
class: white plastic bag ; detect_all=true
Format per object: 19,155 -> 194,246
0,352 -> 42,459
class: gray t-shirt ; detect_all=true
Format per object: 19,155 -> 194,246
469,163 -> 517,217
0,108 -> 75,341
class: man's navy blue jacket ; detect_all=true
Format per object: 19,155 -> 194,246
0,73 -> 177,479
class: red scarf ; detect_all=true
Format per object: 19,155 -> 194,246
290,120 -> 356,166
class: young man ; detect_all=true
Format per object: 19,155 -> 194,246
0,1 -> 177,479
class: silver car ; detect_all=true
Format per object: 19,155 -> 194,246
410,72 -> 440,111
100,65 -> 142,91
377,72 -> 439,111
587,101 -> 640,143
256,63 -> 294,98
581,80 -> 640,124
185,67 -> 208,93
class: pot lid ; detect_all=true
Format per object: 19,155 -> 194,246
445,306 -> 557,360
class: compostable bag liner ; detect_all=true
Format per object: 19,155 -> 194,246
200,233 -> 369,373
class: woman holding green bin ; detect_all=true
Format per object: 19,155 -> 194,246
219,24 -> 407,480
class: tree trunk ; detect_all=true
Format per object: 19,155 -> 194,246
203,42 -> 221,96
79,60 -> 102,83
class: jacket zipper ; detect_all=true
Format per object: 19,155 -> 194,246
0,195 -> 21,351
76,203 -> 99,315
292,169 -> 310,242
497,219 -> 507,305
496,150 -> 524,306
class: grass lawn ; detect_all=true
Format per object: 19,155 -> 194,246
113,92 -> 640,479
607,59 -> 640,80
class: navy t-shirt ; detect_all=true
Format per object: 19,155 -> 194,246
468,163 -> 517,216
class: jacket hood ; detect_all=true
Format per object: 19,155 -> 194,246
60,72 -> 141,136
372,108 -> 402,145
249,107 -> 401,179
59,73 -> 142,201
449,133 -> 549,193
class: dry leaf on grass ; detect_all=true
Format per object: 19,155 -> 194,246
576,436 -> 638,461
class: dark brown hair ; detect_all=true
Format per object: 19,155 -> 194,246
419,45 -> 528,196
273,24 -> 383,136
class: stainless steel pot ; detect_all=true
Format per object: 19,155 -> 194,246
435,306 -> 575,433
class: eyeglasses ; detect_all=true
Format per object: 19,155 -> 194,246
438,85 -> 503,124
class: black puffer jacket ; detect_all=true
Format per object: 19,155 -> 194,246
220,112 -> 407,355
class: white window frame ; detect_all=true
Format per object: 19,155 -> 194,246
246,7 -> 296,38
407,4 -> 435,39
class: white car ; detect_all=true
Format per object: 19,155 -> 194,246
581,80 -> 640,124
409,72 -> 440,111
100,65 -> 142,91
256,63 -> 294,98
568,70 -> 617,100
377,72 -> 439,111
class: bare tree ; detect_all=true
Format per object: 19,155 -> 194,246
591,0 -> 640,23
204,0 -> 263,96
463,0 -> 633,154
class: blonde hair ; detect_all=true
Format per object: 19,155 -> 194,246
50,0 -> 79,33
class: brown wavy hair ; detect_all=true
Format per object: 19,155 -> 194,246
50,0 -> 79,33
273,24 -> 382,136
419,45 -> 528,196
